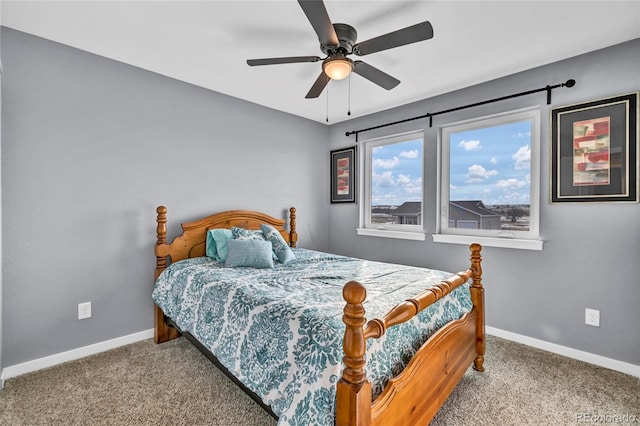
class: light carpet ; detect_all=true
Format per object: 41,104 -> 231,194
1,335 -> 637,425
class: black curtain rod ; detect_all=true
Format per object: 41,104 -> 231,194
345,79 -> 576,138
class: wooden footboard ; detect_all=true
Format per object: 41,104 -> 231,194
337,244 -> 484,426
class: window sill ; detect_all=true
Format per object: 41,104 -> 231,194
357,228 -> 426,241
432,234 -> 543,250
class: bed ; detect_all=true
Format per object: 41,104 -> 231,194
152,206 -> 485,425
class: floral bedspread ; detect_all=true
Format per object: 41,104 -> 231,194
152,248 -> 472,425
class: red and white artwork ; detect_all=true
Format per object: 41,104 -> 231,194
336,158 -> 350,195
573,117 -> 610,186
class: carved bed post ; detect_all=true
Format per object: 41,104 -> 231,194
289,207 -> 298,247
154,206 -> 180,344
155,206 -> 168,280
336,281 -> 372,426
469,243 -> 485,371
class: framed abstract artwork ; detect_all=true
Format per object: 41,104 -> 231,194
550,92 -> 638,203
330,146 -> 356,203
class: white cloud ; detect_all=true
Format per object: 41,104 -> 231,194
466,164 -> 498,183
458,140 -> 481,151
399,150 -> 419,159
373,156 -> 400,169
399,174 -> 422,194
373,171 -> 395,187
495,178 -> 529,204
490,157 -> 497,164
496,178 -> 527,189
515,131 -> 532,139
372,171 -> 422,203
396,174 -> 411,185
405,186 -> 422,195
512,145 -> 530,170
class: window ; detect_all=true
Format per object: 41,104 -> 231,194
358,131 -> 425,240
435,108 -> 542,250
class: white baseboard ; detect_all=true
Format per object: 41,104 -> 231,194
1,328 -> 154,387
486,326 -> 640,378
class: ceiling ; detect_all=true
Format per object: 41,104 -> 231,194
2,1 -> 639,124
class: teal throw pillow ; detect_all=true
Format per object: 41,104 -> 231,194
261,224 -> 296,264
210,228 -> 234,262
224,239 -> 274,269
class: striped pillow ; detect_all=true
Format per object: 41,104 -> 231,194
224,239 -> 274,269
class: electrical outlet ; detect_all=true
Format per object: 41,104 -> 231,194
78,302 -> 92,320
585,308 -> 600,327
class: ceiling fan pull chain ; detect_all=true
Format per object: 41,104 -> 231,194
326,75 -> 330,123
348,73 -> 352,116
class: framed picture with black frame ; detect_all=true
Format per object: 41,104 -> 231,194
330,146 -> 356,203
550,92 -> 638,203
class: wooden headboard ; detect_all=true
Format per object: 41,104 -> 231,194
155,206 -> 297,279
153,206 -> 298,343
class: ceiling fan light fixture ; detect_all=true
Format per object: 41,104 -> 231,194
323,57 -> 353,80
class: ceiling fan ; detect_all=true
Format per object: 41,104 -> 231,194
247,0 -> 434,99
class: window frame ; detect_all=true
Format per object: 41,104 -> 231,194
357,130 -> 426,241
434,107 -> 543,250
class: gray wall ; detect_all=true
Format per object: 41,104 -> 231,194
327,39 -> 640,365
1,26 -> 638,370
1,28 -> 329,367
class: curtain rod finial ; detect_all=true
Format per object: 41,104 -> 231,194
564,79 -> 576,88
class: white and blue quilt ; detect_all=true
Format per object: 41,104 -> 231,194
152,248 -> 472,425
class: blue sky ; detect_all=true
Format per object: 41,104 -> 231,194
449,120 -> 531,205
371,120 -> 531,206
371,138 -> 423,206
